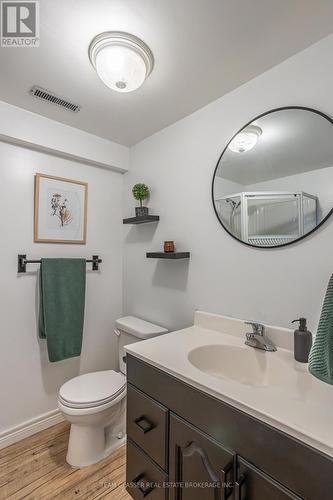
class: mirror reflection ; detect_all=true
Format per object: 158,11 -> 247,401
212,108 -> 333,247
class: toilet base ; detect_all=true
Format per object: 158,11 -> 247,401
66,423 -> 126,468
63,396 -> 127,468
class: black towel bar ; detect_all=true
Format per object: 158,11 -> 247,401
17,254 -> 102,273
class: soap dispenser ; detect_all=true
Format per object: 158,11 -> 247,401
292,318 -> 312,363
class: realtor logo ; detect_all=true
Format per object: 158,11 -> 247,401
1,1 -> 39,46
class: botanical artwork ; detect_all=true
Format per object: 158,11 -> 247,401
51,193 -> 73,227
34,173 -> 87,244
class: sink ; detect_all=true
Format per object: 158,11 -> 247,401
188,345 -> 288,386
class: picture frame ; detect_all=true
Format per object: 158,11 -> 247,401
34,173 -> 88,244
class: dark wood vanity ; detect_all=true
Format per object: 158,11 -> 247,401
126,355 -> 333,500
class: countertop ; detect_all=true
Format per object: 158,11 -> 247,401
125,311 -> 333,458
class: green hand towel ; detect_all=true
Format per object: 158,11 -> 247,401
309,274 -> 333,384
39,258 -> 86,362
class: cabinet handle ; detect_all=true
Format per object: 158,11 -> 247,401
221,460 -> 234,500
183,442 -> 219,483
132,473 -> 155,497
235,474 -> 246,500
134,416 -> 154,434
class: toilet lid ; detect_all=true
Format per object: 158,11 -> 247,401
59,370 -> 126,408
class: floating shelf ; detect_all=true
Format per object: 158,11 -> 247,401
123,215 -> 160,225
146,252 -> 190,259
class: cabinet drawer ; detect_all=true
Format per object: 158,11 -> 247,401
127,384 -> 168,470
127,439 -> 168,500
236,458 -> 302,500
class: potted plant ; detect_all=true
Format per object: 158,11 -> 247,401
132,183 -> 150,217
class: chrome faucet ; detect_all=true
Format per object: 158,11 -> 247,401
244,321 -> 276,352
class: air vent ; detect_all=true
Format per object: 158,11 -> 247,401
29,86 -> 81,113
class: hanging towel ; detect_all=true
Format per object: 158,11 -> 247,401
39,258 -> 86,362
309,274 -> 333,384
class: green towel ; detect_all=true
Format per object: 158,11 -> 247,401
39,258 -> 86,362
309,274 -> 333,384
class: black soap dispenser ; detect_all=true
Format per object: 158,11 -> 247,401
292,318 -> 312,363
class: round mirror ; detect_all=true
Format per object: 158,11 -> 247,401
212,107 -> 333,248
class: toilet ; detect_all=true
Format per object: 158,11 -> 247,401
58,316 -> 168,467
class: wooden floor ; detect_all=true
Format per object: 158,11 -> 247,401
0,422 -> 131,500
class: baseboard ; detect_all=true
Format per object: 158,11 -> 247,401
0,409 -> 65,450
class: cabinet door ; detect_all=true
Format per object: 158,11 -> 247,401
169,414 -> 235,500
236,458 -> 302,500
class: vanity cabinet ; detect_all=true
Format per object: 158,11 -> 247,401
168,415 -> 298,500
126,355 -> 333,500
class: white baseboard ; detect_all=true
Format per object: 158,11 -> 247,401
0,409 -> 65,450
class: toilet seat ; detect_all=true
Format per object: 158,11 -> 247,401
58,370 -> 126,409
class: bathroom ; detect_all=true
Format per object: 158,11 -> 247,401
1,1 -> 333,498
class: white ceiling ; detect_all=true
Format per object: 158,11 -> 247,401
1,0 -> 333,146
217,109 -> 333,185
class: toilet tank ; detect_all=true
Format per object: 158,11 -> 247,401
115,316 -> 168,374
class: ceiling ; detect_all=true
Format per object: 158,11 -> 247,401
216,108 -> 333,185
1,1 -> 333,146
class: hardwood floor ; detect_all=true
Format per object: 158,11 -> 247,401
0,422 -> 131,499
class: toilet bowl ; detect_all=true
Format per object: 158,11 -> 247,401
58,316 -> 168,467
58,370 -> 126,467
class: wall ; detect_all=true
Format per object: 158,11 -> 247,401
0,126 -> 125,436
123,34 -> 333,334
0,101 -> 129,172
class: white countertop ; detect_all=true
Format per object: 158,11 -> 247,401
125,311 -> 333,458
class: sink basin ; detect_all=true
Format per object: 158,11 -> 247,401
188,345 -> 288,386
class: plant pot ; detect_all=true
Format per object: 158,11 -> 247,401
135,207 -> 149,217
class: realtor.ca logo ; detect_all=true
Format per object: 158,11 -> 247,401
1,0 -> 39,47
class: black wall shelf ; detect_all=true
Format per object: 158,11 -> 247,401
146,252 -> 190,259
123,215 -> 160,225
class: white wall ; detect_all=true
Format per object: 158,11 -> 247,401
123,34 -> 333,334
0,101 -> 129,173
0,142 -> 124,434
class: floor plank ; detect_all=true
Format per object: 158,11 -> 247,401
0,422 -> 69,467
0,422 -> 131,500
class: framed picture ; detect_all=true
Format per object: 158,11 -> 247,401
34,173 -> 88,244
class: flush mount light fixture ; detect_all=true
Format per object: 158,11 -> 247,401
228,125 -> 262,153
89,31 -> 154,93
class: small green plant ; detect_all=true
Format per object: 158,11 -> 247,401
132,183 -> 150,207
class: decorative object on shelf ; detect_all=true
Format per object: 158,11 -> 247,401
164,241 -> 175,253
132,183 -> 150,217
123,215 -> 159,225
146,252 -> 190,259
34,173 -> 88,244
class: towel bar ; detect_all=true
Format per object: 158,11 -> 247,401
17,254 -> 102,273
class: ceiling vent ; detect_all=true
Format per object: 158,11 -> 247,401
29,86 -> 81,113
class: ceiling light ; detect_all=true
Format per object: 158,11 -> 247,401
89,31 -> 154,93
228,125 -> 262,153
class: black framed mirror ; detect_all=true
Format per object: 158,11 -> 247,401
212,106 -> 333,248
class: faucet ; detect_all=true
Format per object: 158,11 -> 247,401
244,321 -> 276,352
